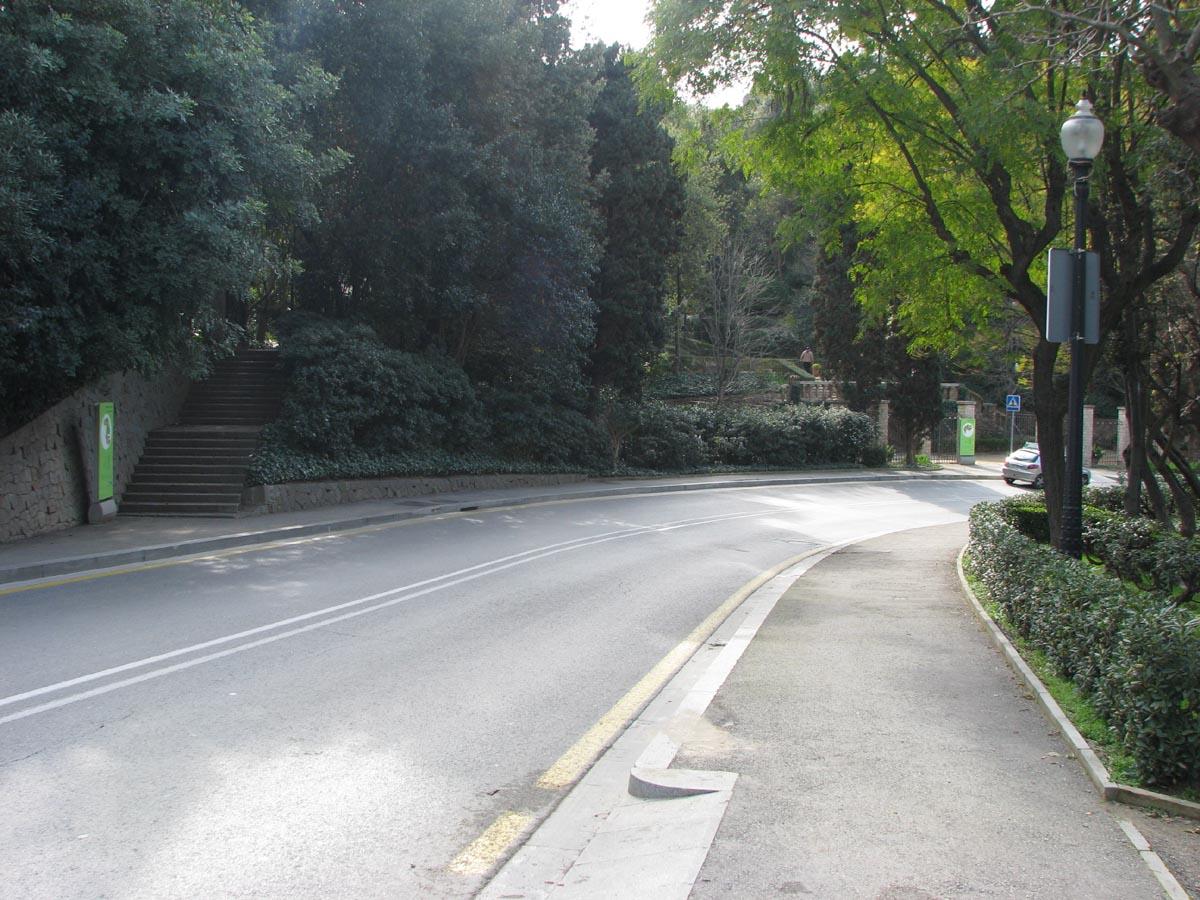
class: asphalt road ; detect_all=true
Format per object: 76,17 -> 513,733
0,480 -> 1014,898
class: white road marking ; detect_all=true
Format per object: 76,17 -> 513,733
0,508 -> 776,725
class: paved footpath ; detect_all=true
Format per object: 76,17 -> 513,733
675,523 -> 1173,899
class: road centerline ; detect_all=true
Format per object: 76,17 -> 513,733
0,508 -> 778,725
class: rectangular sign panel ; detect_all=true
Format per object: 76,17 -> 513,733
959,417 -> 976,458
97,401 -> 114,501
1046,248 -> 1100,344
1005,394 -> 1021,413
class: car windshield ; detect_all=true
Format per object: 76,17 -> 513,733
1012,450 -> 1039,462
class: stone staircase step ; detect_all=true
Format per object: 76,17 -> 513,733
136,452 -> 251,464
122,487 -> 243,502
139,445 -> 254,458
178,417 -> 274,426
130,472 -> 246,485
144,435 -> 259,448
133,463 -> 250,477
121,348 -> 281,518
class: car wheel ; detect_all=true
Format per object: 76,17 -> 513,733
1082,471 -> 1091,485
1032,474 -> 1044,489
1003,477 -> 1015,485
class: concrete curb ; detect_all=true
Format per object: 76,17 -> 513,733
0,469 -> 983,586
955,546 -> 1200,823
481,546 -> 837,898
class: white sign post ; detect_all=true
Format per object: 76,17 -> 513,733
1005,394 -> 1021,453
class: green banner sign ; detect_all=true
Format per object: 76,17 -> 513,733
958,417 -> 976,458
97,401 -> 114,501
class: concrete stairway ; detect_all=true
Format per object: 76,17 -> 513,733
120,349 -> 284,517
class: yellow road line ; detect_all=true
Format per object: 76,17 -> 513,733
537,549 -> 820,790
451,547 -> 829,879
447,811 -> 534,876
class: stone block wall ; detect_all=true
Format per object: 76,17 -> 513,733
241,473 -> 589,516
0,368 -> 191,542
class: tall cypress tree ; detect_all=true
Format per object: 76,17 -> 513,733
586,46 -> 684,397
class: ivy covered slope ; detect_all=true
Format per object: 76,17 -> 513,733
968,494 -> 1200,790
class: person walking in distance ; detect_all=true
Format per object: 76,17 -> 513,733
800,346 -> 814,374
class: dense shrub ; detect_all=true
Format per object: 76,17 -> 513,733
621,402 -> 709,470
620,403 -> 875,471
482,387 -> 608,470
1082,484 -> 1127,513
273,317 -> 485,455
860,443 -> 892,468
969,498 -> 1200,788
1085,512 -> 1200,607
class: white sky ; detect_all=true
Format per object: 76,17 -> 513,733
561,0 -> 749,107
561,0 -> 653,51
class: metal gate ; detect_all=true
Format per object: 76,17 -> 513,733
929,418 -> 959,463
1093,418 -> 1120,468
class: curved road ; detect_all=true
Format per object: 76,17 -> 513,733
0,479 -> 1013,898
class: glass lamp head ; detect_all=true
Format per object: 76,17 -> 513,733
1060,98 -> 1104,161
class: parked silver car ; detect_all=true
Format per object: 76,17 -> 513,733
1002,442 -> 1090,488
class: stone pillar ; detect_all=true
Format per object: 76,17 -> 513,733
877,399 -> 890,446
1117,406 -> 1129,466
1082,404 -> 1095,470
956,400 -> 977,466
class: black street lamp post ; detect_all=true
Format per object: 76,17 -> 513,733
1059,99 -> 1104,559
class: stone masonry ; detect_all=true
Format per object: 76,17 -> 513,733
0,368 -> 191,542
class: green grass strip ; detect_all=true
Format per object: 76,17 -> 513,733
962,553 -> 1140,786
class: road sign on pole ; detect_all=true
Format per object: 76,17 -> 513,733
1005,394 -> 1021,413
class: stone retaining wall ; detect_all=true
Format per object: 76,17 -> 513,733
241,472 -> 589,516
0,368 -> 191,542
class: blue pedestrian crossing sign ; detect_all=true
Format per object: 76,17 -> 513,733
1005,394 -> 1021,413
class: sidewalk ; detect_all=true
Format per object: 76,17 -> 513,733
680,524 -> 1178,898
484,523 -> 1196,899
0,463 -> 1003,586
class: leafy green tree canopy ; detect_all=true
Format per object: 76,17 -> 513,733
0,0 -> 330,435
648,0 -> 1198,544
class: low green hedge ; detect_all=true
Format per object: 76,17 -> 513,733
997,493 -> 1198,608
1085,511 -> 1200,607
968,498 -> 1200,789
621,403 -> 877,470
246,446 -> 580,487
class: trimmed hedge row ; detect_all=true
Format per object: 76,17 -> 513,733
247,448 -> 578,487
622,402 -> 878,471
968,498 -> 1200,789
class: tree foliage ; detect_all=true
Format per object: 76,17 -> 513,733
811,223 -> 941,463
285,0 -> 600,396
648,0 -> 1199,545
0,0 -> 331,435
586,46 -> 685,397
